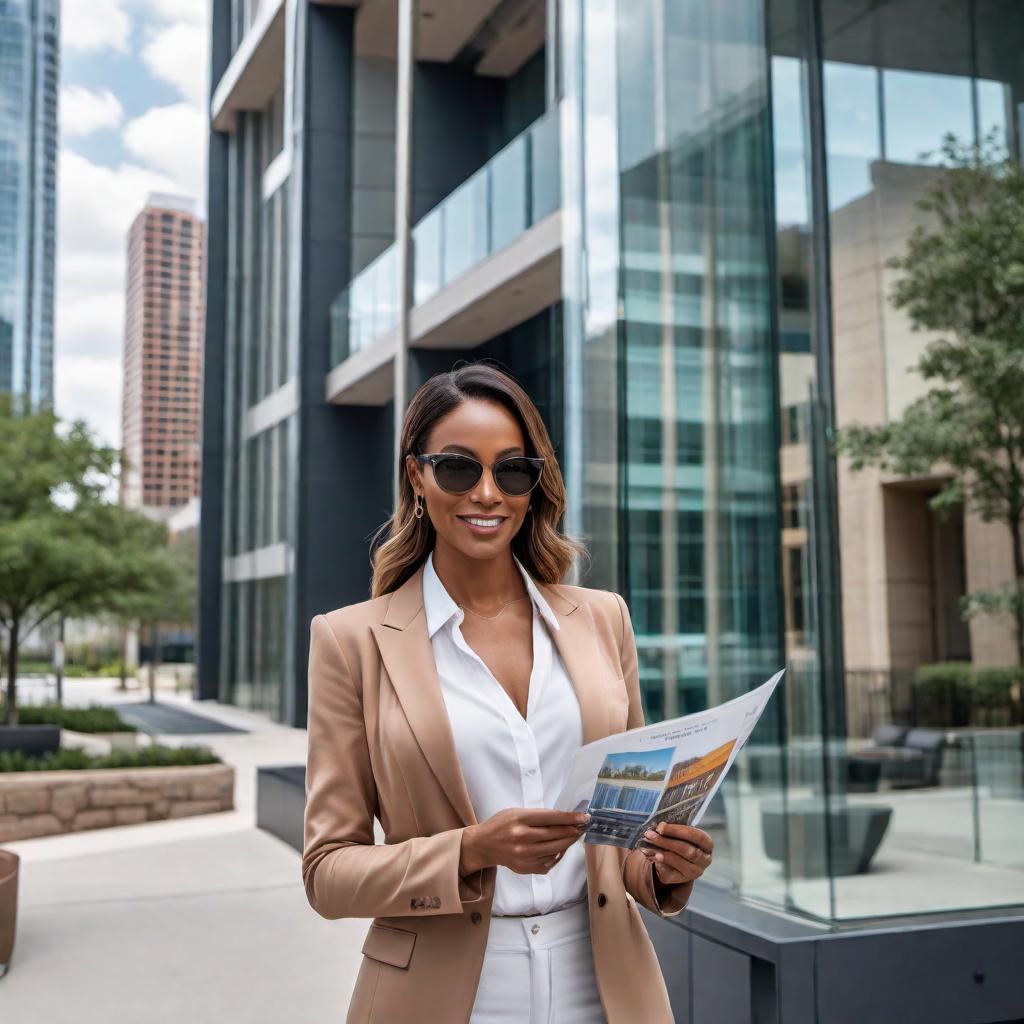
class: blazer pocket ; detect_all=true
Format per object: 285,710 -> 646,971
361,922 -> 417,969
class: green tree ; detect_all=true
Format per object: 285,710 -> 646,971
109,528 -> 197,702
837,133 -> 1024,668
0,394 -> 184,725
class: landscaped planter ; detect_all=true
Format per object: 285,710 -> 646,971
0,763 -> 234,842
0,725 -> 61,757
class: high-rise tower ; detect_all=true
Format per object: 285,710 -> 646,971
0,0 -> 59,408
121,194 -> 205,512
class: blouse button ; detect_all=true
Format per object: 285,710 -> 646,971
597,893 -> 608,907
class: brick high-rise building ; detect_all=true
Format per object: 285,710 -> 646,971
121,194 -> 205,511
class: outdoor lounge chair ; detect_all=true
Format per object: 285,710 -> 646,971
849,726 -> 947,788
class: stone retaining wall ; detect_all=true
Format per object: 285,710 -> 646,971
0,763 -> 235,841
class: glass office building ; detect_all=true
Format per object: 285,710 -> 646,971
0,0 -> 59,408
564,0 -> 1024,924
202,2 -> 1024,1017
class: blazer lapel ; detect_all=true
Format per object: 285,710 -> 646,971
370,561 -> 624,827
533,581 -> 622,745
370,563 -> 478,828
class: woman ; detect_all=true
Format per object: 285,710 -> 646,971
303,363 -> 714,1023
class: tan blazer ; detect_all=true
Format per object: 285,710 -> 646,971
302,559 -> 689,1023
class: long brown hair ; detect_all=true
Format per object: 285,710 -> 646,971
369,361 -> 589,597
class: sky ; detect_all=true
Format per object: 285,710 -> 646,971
56,0 -> 210,448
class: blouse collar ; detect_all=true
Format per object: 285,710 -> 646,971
422,548 -> 561,638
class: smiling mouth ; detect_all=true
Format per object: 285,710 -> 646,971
457,515 -> 507,532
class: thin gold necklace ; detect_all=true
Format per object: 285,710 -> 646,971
457,596 -> 530,620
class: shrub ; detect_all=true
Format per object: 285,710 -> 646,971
1,702 -> 137,733
912,663 -> 1022,727
97,659 -> 131,678
0,744 -> 220,772
913,662 -> 972,726
970,667 -> 1022,725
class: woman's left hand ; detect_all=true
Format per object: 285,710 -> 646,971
639,822 -> 714,886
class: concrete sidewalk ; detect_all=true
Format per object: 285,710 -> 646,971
1,678 -> 369,1023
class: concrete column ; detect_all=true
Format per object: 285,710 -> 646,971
196,0 -> 233,703
289,2 -> 392,728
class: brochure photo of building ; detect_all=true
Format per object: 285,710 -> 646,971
583,747 -> 675,846
557,672 -> 782,851
580,739 -> 738,849
636,740 -> 736,845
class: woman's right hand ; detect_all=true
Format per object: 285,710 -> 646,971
459,808 -> 590,877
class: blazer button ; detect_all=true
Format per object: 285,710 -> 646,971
597,893 -> 607,907
471,912 -> 482,924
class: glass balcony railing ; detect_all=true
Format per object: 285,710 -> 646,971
330,105 -> 561,368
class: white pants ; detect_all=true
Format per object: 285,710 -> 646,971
470,901 -> 607,1024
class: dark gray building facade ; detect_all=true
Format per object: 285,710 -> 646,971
200,1 -> 1024,1019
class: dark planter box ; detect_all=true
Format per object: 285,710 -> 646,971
256,764 -> 306,853
0,724 -> 61,757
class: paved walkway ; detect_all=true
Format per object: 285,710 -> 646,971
2,677 -> 369,1023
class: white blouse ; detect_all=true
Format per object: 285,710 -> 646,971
422,549 -> 587,916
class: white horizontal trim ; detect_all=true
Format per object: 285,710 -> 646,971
325,328 -> 398,406
262,146 -> 291,200
244,377 -> 298,440
211,0 -> 285,133
223,543 -> 292,583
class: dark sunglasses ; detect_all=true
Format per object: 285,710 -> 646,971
415,452 -> 545,497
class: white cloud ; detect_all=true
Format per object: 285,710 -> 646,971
55,355 -> 123,450
56,148 -> 183,445
141,0 -> 209,27
59,85 -> 125,138
130,15 -> 209,199
58,148 -> 180,258
123,103 -> 206,200
142,21 -> 209,107
62,0 -> 131,54
55,1 -> 212,447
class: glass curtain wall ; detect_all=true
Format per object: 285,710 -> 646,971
218,89 -> 294,718
0,0 -> 58,408
564,0 -> 1024,922
617,0 -> 790,909
809,0 -> 1024,919
563,0 -> 789,907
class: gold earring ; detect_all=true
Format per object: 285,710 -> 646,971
414,494 -> 424,519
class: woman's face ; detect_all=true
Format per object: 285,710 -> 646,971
407,398 -> 533,561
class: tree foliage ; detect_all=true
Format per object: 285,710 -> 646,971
837,133 -> 1024,665
0,394 -> 190,724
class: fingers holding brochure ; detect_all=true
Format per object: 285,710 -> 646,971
639,823 -> 714,886
553,669 -> 785,852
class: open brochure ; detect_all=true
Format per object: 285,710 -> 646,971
554,670 -> 784,848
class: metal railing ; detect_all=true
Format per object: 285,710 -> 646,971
329,105 -> 561,367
